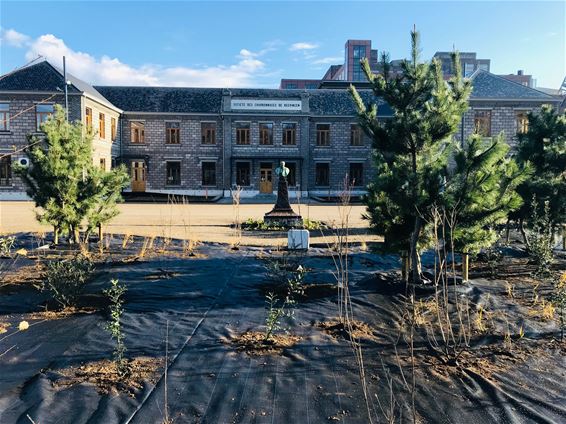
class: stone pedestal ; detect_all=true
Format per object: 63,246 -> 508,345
264,173 -> 302,228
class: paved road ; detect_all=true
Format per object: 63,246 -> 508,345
0,201 -> 379,246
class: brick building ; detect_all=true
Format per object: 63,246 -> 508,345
0,62 -> 121,199
0,61 -> 560,201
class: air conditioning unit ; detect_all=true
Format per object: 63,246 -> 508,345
17,157 -> 30,168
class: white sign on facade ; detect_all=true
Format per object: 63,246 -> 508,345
230,99 -> 302,111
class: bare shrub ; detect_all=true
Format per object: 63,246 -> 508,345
423,206 -> 472,365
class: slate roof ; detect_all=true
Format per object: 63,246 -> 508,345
0,61 -> 120,111
0,61 -> 80,93
309,89 -> 393,116
94,86 -> 393,116
94,86 -> 224,114
469,70 -> 556,100
2,61 -> 556,117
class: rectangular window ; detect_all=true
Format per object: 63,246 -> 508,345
352,45 -> 367,81
99,113 -> 106,139
0,103 -> 9,131
0,156 -> 11,186
464,63 -> 475,77
259,123 -> 273,145
350,124 -> 363,146
349,163 -> 363,186
236,122 -> 250,145
202,162 -> 217,186
316,124 -> 330,146
282,123 -> 297,145
315,162 -> 330,186
516,111 -> 529,134
474,110 -> 491,137
100,158 -> 106,170
111,117 -> 117,141
36,104 -> 54,131
131,121 -> 145,143
166,161 -> 181,185
286,162 -> 297,187
85,107 -> 92,131
166,122 -> 180,144
236,162 -> 251,186
201,122 -> 216,144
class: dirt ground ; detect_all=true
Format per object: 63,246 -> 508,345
0,236 -> 564,423
0,201 -> 379,246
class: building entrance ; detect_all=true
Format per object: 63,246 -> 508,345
259,164 -> 273,194
131,160 -> 146,192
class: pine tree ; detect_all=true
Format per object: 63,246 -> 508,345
444,134 -> 528,255
81,165 -> 130,241
16,105 -> 129,244
350,30 -> 471,282
514,105 -> 566,244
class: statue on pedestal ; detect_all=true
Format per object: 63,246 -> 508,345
264,161 -> 303,227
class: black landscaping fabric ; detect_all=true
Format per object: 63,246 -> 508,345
0,242 -> 565,423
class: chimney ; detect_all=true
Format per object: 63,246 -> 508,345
518,70 -> 524,75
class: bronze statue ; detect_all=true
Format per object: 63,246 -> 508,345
264,161 -> 303,227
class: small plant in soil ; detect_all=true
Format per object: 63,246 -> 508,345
527,197 -> 554,279
104,278 -> 128,378
263,265 -> 305,342
0,236 -> 16,257
264,292 -> 291,342
480,245 -> 504,278
44,256 -> 94,308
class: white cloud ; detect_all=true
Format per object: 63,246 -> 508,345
19,32 -> 268,87
312,56 -> 343,65
289,42 -> 319,51
0,28 -> 30,47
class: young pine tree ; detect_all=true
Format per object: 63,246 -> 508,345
16,105 -> 129,244
444,134 -> 528,255
350,30 -> 471,282
514,105 -> 566,245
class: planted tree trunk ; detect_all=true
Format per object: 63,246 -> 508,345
462,253 -> 469,282
410,217 -> 423,283
53,226 -> 59,245
401,250 -> 410,284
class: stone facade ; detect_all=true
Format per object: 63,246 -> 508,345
459,101 -> 543,148
0,92 -> 120,199
1,61 -> 562,200
120,114 -> 224,196
0,93 -> 81,199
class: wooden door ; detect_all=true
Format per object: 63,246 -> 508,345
131,160 -> 146,192
259,167 -> 273,193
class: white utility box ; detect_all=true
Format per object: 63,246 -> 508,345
288,229 -> 310,250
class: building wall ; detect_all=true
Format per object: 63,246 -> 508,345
82,97 -> 121,171
457,101 -> 544,147
0,93 -> 80,199
121,114 -> 224,195
0,90 -> 557,200
308,117 -> 374,194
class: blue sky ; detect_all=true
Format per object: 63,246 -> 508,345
0,1 -> 564,88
